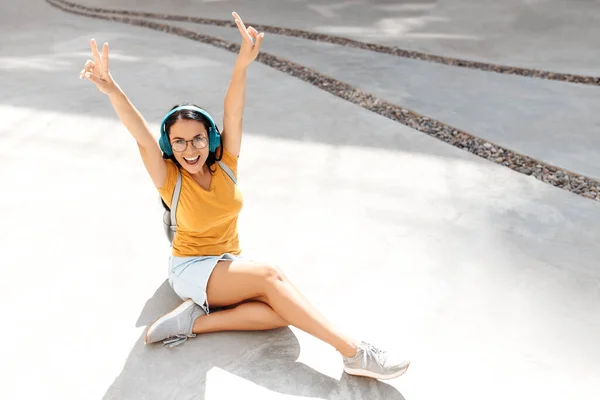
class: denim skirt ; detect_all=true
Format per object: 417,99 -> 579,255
168,253 -> 240,314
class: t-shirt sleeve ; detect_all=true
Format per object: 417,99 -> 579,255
157,159 -> 179,206
220,147 -> 239,178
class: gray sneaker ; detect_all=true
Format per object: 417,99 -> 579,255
145,299 -> 205,347
343,341 -> 410,380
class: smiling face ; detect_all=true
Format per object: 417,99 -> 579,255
169,119 -> 210,174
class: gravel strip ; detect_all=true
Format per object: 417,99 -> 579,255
46,0 -> 600,202
51,0 -> 600,87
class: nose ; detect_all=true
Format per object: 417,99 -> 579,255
183,143 -> 198,156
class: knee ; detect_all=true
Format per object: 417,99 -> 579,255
259,264 -> 286,287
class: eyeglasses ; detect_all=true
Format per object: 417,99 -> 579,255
171,135 -> 208,152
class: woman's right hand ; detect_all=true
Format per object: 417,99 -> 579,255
80,39 -> 117,95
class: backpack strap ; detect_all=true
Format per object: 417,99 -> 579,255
170,168 -> 182,231
218,160 -> 237,184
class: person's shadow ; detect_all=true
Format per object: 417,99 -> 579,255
102,281 -> 406,399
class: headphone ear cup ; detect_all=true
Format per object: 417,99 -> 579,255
209,127 -> 221,152
159,130 -> 173,156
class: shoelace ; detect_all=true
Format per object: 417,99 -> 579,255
362,344 -> 387,369
162,333 -> 196,348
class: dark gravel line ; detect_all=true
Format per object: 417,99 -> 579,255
51,0 -> 600,87
45,0 -> 600,202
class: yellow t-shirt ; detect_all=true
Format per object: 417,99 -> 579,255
157,148 -> 243,257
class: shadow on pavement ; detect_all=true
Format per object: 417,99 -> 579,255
103,280 -> 406,400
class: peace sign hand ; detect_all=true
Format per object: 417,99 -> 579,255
232,12 -> 265,68
80,39 -> 117,95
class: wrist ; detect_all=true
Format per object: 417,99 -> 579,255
234,57 -> 250,71
107,82 -> 123,98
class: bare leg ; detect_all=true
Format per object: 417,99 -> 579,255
193,299 -> 288,333
205,260 -> 359,358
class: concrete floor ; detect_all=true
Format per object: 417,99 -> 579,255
70,0 -> 600,76
1,1 -> 599,400
172,20 -> 600,181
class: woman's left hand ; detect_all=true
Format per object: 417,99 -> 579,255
232,12 -> 264,68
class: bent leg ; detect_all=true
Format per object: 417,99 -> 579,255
206,260 -> 358,358
193,299 -> 288,334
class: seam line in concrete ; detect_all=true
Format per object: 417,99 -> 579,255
45,0 -> 600,202
50,0 -> 600,87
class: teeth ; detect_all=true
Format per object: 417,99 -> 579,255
184,156 -> 199,162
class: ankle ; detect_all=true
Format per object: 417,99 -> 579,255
191,313 -> 207,334
339,341 -> 360,359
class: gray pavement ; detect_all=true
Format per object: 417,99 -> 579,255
1,1 -> 600,400
72,0 -> 600,76
172,21 -> 600,181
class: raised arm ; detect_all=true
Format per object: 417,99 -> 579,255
222,12 -> 264,157
80,39 -> 168,188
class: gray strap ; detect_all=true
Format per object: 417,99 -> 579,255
170,168 -> 182,230
218,160 -> 237,184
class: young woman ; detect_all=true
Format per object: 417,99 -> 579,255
80,12 -> 409,380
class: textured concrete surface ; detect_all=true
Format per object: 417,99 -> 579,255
172,21 -> 600,181
71,0 -> 600,75
1,1 -> 600,400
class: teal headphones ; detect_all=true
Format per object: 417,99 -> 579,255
158,105 -> 221,156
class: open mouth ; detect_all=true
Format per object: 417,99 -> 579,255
183,155 -> 200,166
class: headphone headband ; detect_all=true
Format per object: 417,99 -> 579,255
161,105 -> 217,129
159,105 -> 221,156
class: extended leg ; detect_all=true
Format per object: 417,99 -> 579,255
205,260 -> 359,358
